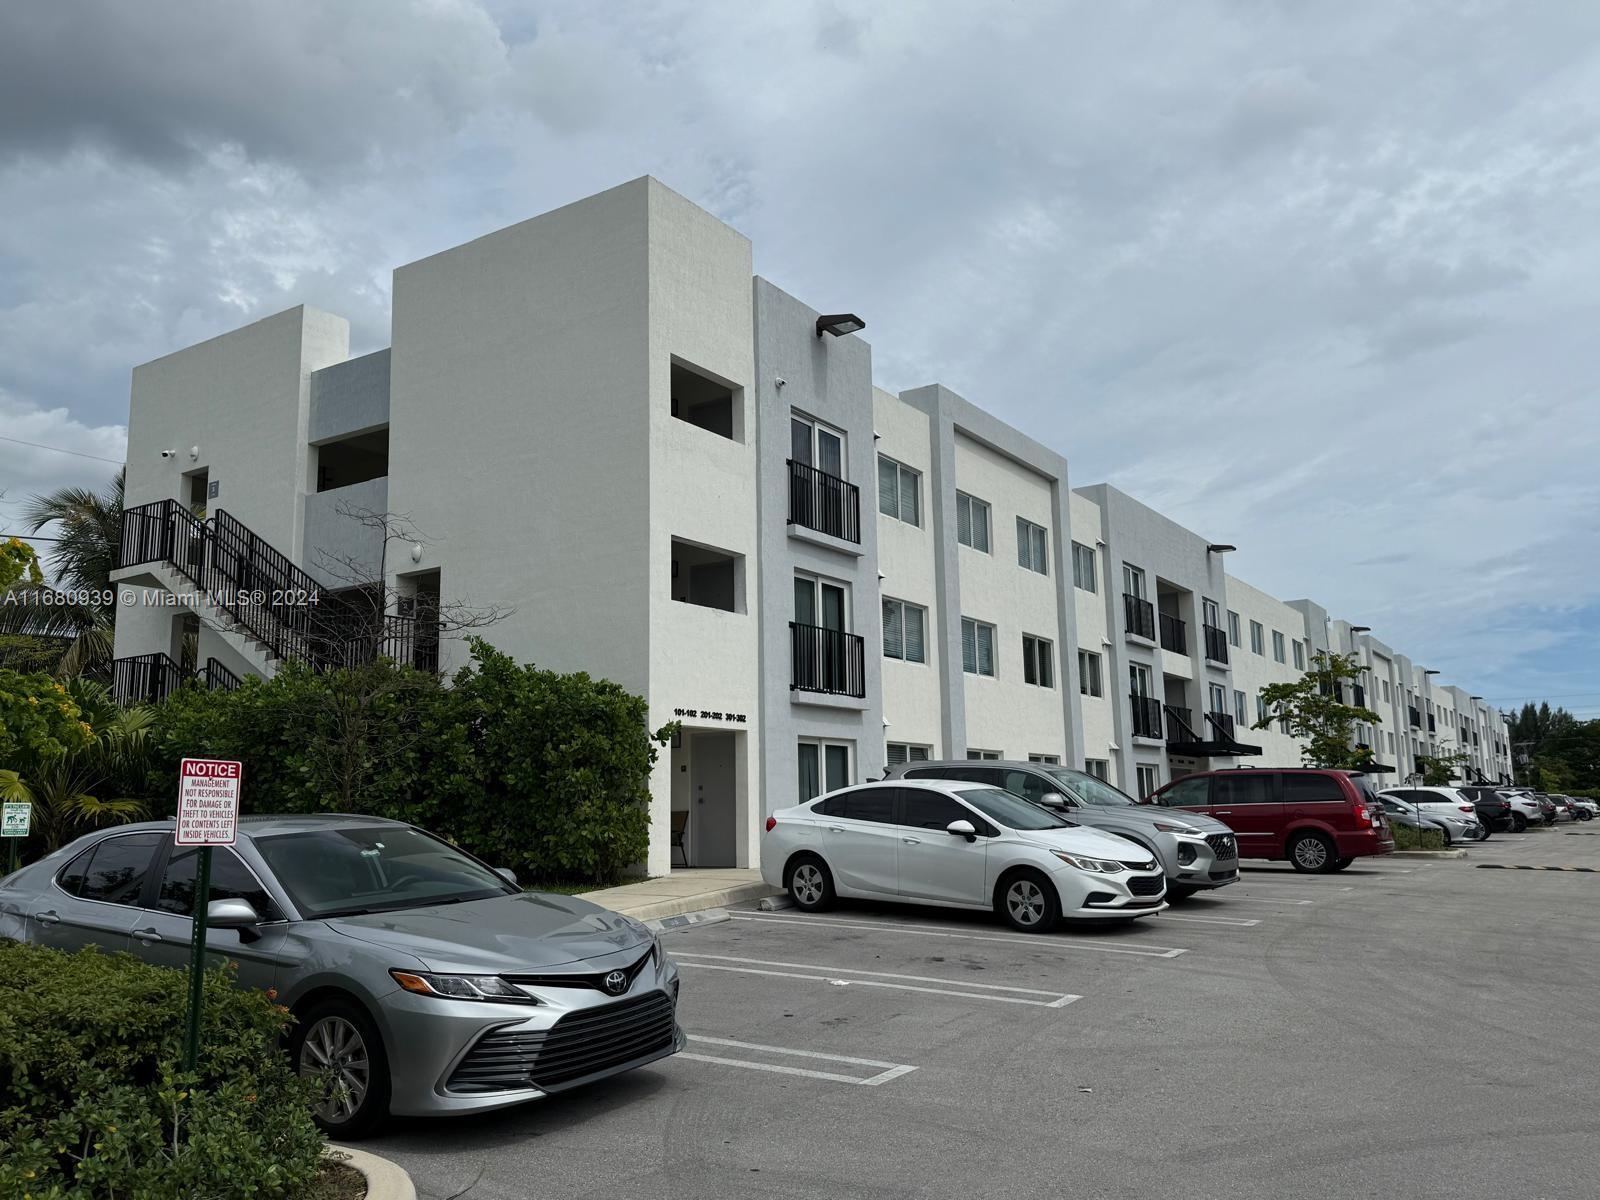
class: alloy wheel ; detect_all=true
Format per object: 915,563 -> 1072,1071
1006,879 -> 1046,926
1293,837 -> 1328,870
299,1016 -> 371,1125
792,863 -> 825,906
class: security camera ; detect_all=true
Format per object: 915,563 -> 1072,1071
160,449 -> 175,459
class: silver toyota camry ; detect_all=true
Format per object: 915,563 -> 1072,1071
0,814 -> 683,1137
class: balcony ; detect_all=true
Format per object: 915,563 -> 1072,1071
1207,711 -> 1237,741
1164,706 -> 1192,744
787,459 -> 861,544
791,622 -> 866,698
1158,612 -> 1187,654
1408,707 -> 1421,728
1203,624 -> 1228,664
1353,684 -> 1366,708
1427,714 -> 1436,733
1129,694 -> 1163,740
1123,593 -> 1156,641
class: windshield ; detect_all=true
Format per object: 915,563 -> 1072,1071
1044,768 -> 1138,807
958,787 -> 1073,831
253,825 -> 516,919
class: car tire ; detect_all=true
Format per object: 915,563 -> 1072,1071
995,869 -> 1061,933
786,854 -> 835,912
1511,813 -> 1527,832
291,997 -> 391,1140
1333,857 -> 1355,871
1288,832 -> 1337,873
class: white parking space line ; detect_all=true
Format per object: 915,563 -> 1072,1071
1154,913 -> 1262,927
1225,896 -> 1314,905
674,952 -> 1081,1007
723,912 -> 1189,958
681,1035 -> 917,1086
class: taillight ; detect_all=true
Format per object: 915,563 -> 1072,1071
1353,803 -> 1369,822
764,816 -> 777,832
1459,806 -> 1474,814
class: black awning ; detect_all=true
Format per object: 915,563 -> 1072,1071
1358,762 -> 1397,774
1166,739 -> 1264,758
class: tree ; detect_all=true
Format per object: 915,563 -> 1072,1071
1,535 -> 43,590
1414,748 -> 1471,786
0,469 -> 125,680
1252,650 -> 1382,769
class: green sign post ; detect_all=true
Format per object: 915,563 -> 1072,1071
174,758 -> 242,1073
2,800 -> 29,876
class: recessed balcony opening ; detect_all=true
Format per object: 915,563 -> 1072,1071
315,429 -> 389,492
670,360 -> 741,441
672,538 -> 744,613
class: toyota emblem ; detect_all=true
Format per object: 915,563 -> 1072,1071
603,970 -> 628,995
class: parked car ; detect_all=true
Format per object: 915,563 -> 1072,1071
1374,793 -> 1481,844
1378,787 -> 1488,843
1494,790 -> 1545,832
0,815 -> 682,1137
761,778 -> 1168,932
1144,768 -> 1395,873
1452,786 -> 1515,832
1549,795 -> 1581,822
884,759 -> 1239,899
1562,795 -> 1598,820
1530,793 -> 1559,824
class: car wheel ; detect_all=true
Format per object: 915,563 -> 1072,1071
1288,832 -> 1336,873
995,870 -> 1061,933
1511,813 -> 1527,832
1333,857 -> 1355,871
292,998 -> 391,1139
786,855 -> 835,912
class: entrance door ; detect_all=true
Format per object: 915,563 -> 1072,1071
691,732 -> 738,868
796,576 -> 848,692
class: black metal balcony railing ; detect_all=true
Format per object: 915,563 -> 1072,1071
1130,694 -> 1163,739
1158,612 -> 1186,654
112,653 -> 189,705
1123,593 -> 1156,641
1353,684 -> 1366,708
787,459 -> 861,544
790,622 -> 866,698
1409,707 -> 1422,728
1164,706 -> 1192,744
1206,711 -> 1237,741
1427,714 -> 1436,733
1203,623 -> 1228,664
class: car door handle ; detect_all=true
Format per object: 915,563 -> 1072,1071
902,837 -> 921,845
32,910 -> 59,926
133,927 -> 163,944
827,826 -> 846,833
1212,810 -> 1233,816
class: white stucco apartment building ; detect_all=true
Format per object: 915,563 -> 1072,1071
109,177 -> 1513,876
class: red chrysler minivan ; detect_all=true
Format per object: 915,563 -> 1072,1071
1145,768 -> 1394,873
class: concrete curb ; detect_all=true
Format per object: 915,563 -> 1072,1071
1391,849 -> 1469,860
647,907 -> 730,933
328,1146 -> 416,1200
596,881 -> 781,922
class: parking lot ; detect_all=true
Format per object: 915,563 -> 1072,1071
373,831 -> 1600,1200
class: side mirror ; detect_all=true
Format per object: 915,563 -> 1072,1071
495,867 -> 519,887
1041,791 -> 1072,808
945,819 -> 977,842
207,897 -> 259,928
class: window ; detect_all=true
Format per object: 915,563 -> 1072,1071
956,492 -> 991,552
961,617 -> 996,677
1022,634 -> 1054,687
1387,731 -> 1395,751
1208,682 -> 1229,716
1233,689 -> 1247,725
1383,680 -> 1392,702
1292,639 -> 1305,670
1272,631 -> 1286,663
1202,598 -> 1221,629
966,748 -> 1001,760
157,847 -> 279,920
64,833 -> 163,905
1256,693 -> 1269,724
1214,774 -> 1276,805
1084,758 -> 1110,781
1157,776 -> 1211,807
841,788 -> 898,824
882,598 -> 926,663
1135,764 -> 1160,799
1283,774 -> 1345,804
1077,649 -> 1103,697
1227,611 -> 1241,647
877,455 -> 920,525
672,539 -> 743,612
1072,542 -> 1097,592
885,743 -> 931,766
670,360 -> 739,440
1016,518 -> 1048,574
798,740 -> 851,801
1250,621 -> 1264,655
791,413 -> 845,477
1123,563 -> 1146,599
900,790 -> 970,831
1029,754 -> 1061,765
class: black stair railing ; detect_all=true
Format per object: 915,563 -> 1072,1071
112,652 -> 188,705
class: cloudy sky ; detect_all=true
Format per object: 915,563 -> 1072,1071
3,0 -> 1598,715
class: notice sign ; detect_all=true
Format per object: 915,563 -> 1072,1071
2,802 -> 28,838
175,758 -> 242,846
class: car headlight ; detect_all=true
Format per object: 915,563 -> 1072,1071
1051,851 -> 1127,873
389,969 -> 540,1004
1152,821 -> 1201,834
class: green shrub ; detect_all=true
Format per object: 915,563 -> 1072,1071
1391,822 -> 1446,851
0,942 -> 324,1200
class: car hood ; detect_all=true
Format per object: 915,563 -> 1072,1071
1078,805 -> 1232,836
1016,825 -> 1161,865
324,891 -> 650,973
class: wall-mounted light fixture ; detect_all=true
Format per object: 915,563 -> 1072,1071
1206,543 -> 1236,554
410,543 -> 424,564
816,313 -> 865,338
189,446 -> 200,461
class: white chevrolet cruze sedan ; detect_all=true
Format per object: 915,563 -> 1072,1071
760,778 -> 1167,932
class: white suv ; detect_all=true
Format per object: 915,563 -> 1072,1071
1378,786 -> 1486,843
761,778 -> 1168,932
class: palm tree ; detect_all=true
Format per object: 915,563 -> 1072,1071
0,469 -> 124,680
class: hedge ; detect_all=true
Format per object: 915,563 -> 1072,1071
0,942 -> 324,1200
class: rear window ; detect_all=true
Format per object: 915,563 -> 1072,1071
841,788 -> 897,824
1283,774 -> 1347,804
71,833 -> 164,905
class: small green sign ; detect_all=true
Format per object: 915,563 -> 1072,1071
1,802 -> 29,838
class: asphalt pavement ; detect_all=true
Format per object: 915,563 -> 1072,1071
371,826 -> 1600,1200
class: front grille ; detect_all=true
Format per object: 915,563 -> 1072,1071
448,990 -> 677,1094
1206,833 -> 1237,861
1127,873 -> 1164,897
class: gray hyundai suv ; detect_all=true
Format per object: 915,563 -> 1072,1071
884,760 -> 1239,898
